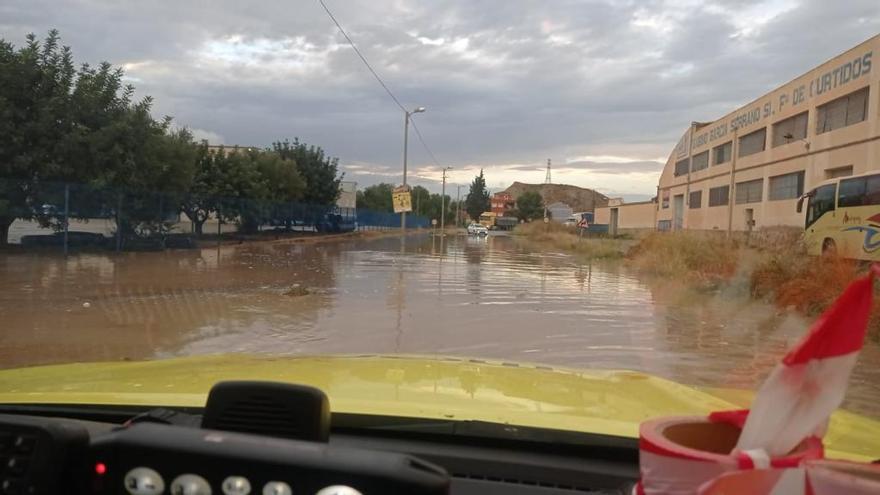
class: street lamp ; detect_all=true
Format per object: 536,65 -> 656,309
401,106 -> 426,231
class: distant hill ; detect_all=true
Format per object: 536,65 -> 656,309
502,182 -> 609,212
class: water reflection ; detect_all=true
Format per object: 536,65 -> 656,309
0,233 -> 878,418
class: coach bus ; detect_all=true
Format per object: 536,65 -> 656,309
798,171 -> 880,260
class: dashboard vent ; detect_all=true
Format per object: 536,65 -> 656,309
451,472 -> 621,494
202,381 -> 330,442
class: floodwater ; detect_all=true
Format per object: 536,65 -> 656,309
1,233 -> 879,418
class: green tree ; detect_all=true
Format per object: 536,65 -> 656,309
465,169 -> 491,221
216,148 -> 269,235
515,191 -> 544,221
410,185 -> 431,216
357,183 -> 394,212
180,143 -> 220,235
0,30 -> 197,243
272,138 -> 342,206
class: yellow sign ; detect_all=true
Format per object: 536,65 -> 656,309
392,186 -> 412,213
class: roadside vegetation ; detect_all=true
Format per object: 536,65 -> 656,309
626,231 -> 740,284
517,223 -> 879,341
514,221 -> 627,259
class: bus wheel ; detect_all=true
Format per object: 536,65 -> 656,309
822,238 -> 837,256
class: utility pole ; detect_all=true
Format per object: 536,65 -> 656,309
401,106 -> 425,231
543,158 -> 552,220
441,167 -> 453,235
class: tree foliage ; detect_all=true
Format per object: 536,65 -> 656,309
0,30 -> 197,243
465,169 -> 491,221
515,191 -> 544,221
354,183 -> 455,224
273,139 -> 342,206
0,31 -> 342,245
356,183 -> 394,212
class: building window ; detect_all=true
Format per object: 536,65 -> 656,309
738,128 -> 767,157
838,174 -> 880,207
674,158 -> 690,177
735,179 -> 763,204
816,87 -> 869,134
713,141 -> 732,165
657,220 -> 672,231
662,190 -> 669,209
689,190 -> 702,209
768,171 -> 805,201
825,166 -> 853,179
772,112 -> 808,147
691,151 -> 709,172
708,186 -> 729,207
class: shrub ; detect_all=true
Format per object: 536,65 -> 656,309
627,231 -> 740,283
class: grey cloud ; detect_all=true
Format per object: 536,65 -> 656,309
2,0 -> 879,196
558,160 -> 664,173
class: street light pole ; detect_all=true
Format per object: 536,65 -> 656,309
441,167 -> 452,235
401,106 -> 425,231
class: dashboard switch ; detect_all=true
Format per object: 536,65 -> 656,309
315,486 -> 362,495
222,476 -> 251,495
124,467 -> 165,495
261,481 -> 292,495
10,437 -> 34,455
171,474 -> 212,495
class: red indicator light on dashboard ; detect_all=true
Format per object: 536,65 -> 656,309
95,462 -> 107,475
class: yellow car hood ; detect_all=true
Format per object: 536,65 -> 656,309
0,354 -> 877,461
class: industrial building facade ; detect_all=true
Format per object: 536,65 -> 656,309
604,34 -> 880,233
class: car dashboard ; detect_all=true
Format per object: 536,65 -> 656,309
0,381 -> 639,495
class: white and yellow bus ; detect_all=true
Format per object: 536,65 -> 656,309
798,171 -> 880,260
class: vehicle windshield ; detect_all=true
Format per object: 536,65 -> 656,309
2,2 -> 879,444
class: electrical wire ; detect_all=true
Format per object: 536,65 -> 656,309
316,0 -> 444,170
317,0 -> 406,113
409,119 -> 442,168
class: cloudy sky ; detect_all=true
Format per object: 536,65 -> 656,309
2,1 -> 879,199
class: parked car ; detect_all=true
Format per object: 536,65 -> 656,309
467,223 -> 488,236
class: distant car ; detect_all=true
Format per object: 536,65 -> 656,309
564,218 -> 577,227
467,223 -> 488,236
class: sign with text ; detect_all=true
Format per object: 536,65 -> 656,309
392,185 -> 412,213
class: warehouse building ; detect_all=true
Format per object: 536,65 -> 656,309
609,34 -> 880,233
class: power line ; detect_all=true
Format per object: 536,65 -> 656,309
317,0 -> 405,112
316,0 -> 445,170
409,119 -> 442,168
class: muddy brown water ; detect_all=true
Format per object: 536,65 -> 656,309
1,233 -> 878,418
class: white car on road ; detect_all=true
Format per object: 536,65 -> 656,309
467,223 -> 488,236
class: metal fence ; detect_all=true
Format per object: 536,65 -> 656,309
0,179 -> 429,252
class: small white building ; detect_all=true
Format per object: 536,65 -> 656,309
547,202 -> 573,222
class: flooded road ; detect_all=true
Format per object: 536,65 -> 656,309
1,233 -> 879,418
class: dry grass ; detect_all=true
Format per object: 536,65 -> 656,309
626,231 -> 740,284
513,221 -> 625,259
749,237 -> 880,342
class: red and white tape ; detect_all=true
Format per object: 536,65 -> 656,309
635,416 -> 823,495
697,460 -> 880,494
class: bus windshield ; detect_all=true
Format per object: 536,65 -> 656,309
807,183 -> 837,227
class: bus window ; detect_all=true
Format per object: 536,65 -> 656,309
866,175 -> 880,205
806,183 -> 836,227
838,174 -> 880,207
838,176 -> 866,207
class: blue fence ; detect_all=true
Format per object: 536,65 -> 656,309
0,179 -> 430,251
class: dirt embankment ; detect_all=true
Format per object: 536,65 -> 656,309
503,182 -> 609,212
